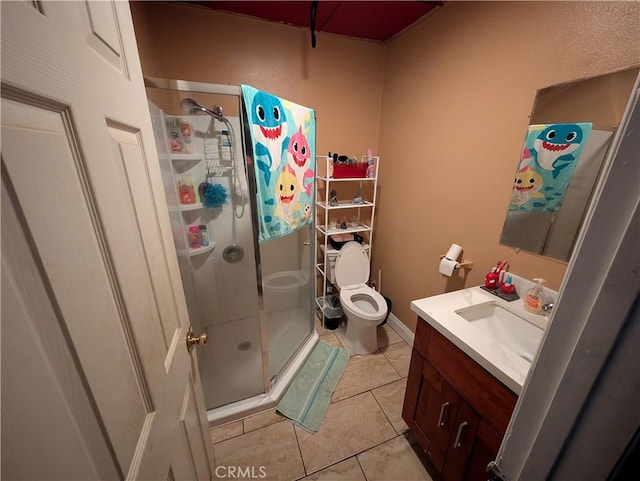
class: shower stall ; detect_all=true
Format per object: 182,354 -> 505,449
144,78 -> 317,425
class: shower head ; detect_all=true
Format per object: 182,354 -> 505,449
180,98 -> 225,121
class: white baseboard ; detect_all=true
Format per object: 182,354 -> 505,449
386,312 -> 415,346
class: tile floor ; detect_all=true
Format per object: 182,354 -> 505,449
210,319 -> 436,481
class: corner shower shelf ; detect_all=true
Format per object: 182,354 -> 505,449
180,202 -> 204,211
188,242 -> 216,257
170,153 -> 203,161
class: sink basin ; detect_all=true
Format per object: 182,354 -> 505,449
455,302 -> 543,363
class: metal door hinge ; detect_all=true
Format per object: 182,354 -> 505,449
487,461 -> 509,481
486,461 -> 508,481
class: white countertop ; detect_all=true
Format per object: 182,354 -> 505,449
410,285 -> 550,395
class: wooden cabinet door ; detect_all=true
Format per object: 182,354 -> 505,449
462,420 -> 502,481
442,399 -> 481,481
414,361 -> 461,472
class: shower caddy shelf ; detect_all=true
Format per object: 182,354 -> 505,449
314,155 -> 380,326
188,243 -> 216,257
161,115 -> 217,260
180,202 -> 204,211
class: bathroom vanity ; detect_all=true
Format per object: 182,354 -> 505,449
403,285 -> 550,481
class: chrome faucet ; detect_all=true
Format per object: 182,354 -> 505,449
542,302 -> 555,313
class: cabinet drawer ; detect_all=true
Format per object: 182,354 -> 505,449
426,328 -> 517,436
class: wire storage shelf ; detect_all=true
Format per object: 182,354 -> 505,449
314,154 -> 379,329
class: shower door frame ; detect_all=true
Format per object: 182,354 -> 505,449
144,77 -> 318,425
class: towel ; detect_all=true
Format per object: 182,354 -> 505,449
241,85 -> 316,243
509,123 -> 592,212
276,340 -> 349,433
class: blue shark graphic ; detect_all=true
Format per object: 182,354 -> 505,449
532,124 -> 586,179
250,91 -> 289,185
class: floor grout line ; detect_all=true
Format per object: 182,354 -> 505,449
291,421 -> 308,478
213,325 -> 418,480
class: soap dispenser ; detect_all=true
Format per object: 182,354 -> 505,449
524,278 -> 548,314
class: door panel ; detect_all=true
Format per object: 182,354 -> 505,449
1,176 -> 120,481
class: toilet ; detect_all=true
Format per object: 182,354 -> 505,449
334,241 -> 388,355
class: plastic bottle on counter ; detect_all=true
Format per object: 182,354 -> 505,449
523,278 -> 548,314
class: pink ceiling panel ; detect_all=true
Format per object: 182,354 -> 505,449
189,1 -> 441,42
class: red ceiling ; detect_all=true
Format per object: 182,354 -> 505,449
187,1 -> 442,42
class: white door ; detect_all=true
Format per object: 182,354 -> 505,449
1,2 -> 214,480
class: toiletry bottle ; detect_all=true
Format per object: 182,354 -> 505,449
221,130 -> 232,160
180,119 -> 193,154
327,152 -> 333,178
167,117 -> 182,153
524,278 -> 547,314
188,226 -> 201,249
366,149 -> 375,178
179,176 -> 196,204
199,225 -> 209,247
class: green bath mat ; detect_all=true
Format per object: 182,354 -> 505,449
276,340 -> 350,433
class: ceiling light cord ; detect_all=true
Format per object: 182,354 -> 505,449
310,1 -> 318,48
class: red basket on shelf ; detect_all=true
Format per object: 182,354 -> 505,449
333,163 -> 367,179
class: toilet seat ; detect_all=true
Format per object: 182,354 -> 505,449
335,242 -> 386,321
340,285 -> 387,321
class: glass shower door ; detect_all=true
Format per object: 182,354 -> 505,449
260,224 -> 314,381
146,82 -> 265,410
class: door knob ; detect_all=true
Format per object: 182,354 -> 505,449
186,326 -> 208,352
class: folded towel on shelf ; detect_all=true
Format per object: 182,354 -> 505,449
329,233 -> 363,250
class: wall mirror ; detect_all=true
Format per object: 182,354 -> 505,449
500,66 -> 639,261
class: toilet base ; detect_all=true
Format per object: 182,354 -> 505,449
341,318 -> 379,355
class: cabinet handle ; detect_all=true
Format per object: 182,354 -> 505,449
454,421 -> 469,448
437,402 -> 450,427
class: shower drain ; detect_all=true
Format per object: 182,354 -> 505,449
237,341 -> 251,351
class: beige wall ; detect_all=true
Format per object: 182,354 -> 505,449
131,1 -> 640,332
376,1 -> 640,330
130,1 -> 386,156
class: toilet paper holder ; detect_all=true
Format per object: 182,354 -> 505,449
439,255 -> 473,270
